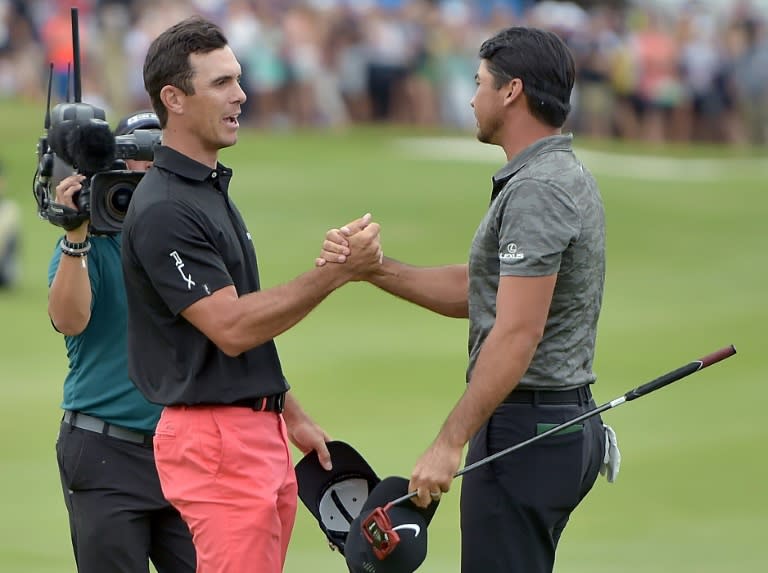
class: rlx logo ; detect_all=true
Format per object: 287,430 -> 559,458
170,251 -> 196,290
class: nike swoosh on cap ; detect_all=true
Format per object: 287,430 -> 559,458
392,523 -> 421,537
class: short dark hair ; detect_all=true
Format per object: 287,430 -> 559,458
143,16 -> 229,127
478,27 -> 575,127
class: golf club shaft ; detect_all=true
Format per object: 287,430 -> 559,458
457,344 -> 736,476
390,344 -> 736,505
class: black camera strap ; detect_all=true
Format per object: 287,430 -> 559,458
45,200 -> 89,231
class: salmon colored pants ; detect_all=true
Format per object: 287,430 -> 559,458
153,405 -> 297,573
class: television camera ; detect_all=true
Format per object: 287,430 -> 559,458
32,8 -> 161,235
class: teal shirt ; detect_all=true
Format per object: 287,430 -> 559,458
48,233 -> 161,433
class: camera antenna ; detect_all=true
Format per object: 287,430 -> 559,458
44,63 -> 53,130
71,7 -> 82,103
65,62 -> 71,103
32,62 -> 56,220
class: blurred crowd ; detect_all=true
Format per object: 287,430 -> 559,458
1,0 -> 768,145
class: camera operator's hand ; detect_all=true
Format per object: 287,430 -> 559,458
55,174 -> 85,209
55,174 -> 89,239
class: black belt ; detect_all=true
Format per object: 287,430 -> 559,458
230,392 -> 286,413
504,385 -> 592,405
62,411 -> 154,446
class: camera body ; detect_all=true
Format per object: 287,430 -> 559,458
33,101 -> 161,234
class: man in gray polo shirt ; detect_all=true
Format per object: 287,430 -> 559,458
319,26 -> 608,573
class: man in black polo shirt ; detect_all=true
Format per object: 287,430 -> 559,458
121,17 -> 382,573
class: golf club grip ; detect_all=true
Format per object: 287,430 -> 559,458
624,345 -> 736,402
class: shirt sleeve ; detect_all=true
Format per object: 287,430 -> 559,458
495,178 -> 580,277
127,200 -> 234,316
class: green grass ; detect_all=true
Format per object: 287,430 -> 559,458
1,96 -> 766,572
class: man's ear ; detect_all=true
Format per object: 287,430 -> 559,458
503,78 -> 524,106
160,85 -> 185,116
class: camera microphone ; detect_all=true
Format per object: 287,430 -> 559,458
66,119 -> 116,176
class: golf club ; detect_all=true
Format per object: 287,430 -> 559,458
387,344 -> 737,506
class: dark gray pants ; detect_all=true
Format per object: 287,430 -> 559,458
56,421 -> 196,573
460,394 -> 605,573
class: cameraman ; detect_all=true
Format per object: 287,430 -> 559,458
47,111 -> 196,573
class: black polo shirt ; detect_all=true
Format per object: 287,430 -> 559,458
122,146 -> 288,405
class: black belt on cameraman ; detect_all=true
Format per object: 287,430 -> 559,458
229,392 -> 286,413
62,410 -> 154,447
504,385 -> 591,405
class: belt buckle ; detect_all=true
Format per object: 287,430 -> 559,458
252,393 -> 285,413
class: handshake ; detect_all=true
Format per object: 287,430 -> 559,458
314,213 -> 384,279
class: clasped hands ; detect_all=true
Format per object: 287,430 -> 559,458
315,213 -> 382,278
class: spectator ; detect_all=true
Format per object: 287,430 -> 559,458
0,160 -> 20,288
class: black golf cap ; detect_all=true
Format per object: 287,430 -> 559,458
296,441 -> 380,554
114,110 -> 160,136
344,476 -> 439,573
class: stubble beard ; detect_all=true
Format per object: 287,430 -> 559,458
476,128 -> 491,144
477,119 -> 496,144
476,116 -> 502,145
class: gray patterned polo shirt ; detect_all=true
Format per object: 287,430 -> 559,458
467,134 -> 605,389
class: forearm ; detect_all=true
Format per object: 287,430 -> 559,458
435,325 -> 540,449
186,220 -> 382,356
48,229 -> 92,335
282,392 -> 305,429
369,259 -> 469,318
215,264 -> 352,356
282,392 -> 331,461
